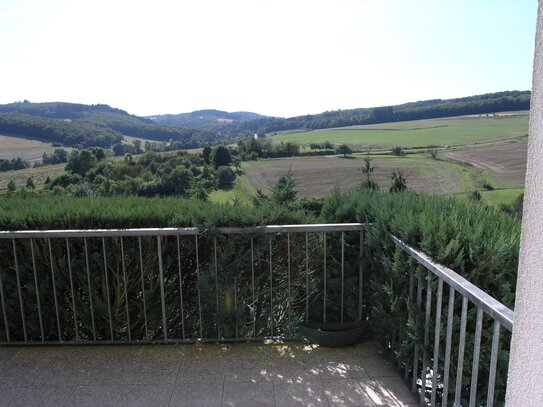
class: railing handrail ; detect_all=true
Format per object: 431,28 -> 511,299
0,223 -> 365,239
390,234 -> 514,331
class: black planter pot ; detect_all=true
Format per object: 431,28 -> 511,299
299,320 -> 369,348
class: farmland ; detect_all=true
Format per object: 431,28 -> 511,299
0,163 -> 64,191
269,113 -> 529,149
444,142 -> 527,188
0,133 -> 58,162
243,155 -> 469,198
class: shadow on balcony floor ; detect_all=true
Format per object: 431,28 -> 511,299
0,339 -> 418,406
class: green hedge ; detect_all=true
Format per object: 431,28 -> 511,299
0,194 -> 313,230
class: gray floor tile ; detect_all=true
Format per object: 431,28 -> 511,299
137,345 -> 189,362
182,344 -> 229,360
0,341 -> 414,406
318,360 -> 368,380
0,386 -> 28,407
355,379 -> 403,406
322,379 -> 376,407
270,343 -> 317,360
82,362 -> 136,385
227,343 -> 271,359
35,361 -> 88,386
225,358 -> 274,382
129,361 -> 181,384
0,357 -> 49,386
15,384 -> 76,407
66,385 -> 123,407
169,381 -> 223,407
178,360 -> 226,383
377,377 -> 418,406
360,356 -> 398,378
222,381 -> 275,407
269,358 -> 322,382
117,384 -> 173,407
274,380 -> 329,407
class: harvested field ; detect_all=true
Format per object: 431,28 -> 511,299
0,134 -> 56,162
243,155 -> 465,198
444,142 -> 527,188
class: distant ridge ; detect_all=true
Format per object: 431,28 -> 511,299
148,109 -> 269,134
0,101 -> 219,148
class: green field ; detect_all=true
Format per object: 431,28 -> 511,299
269,113 -> 529,148
482,188 -> 524,207
208,173 -> 256,205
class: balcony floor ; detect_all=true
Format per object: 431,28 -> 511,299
0,339 -> 418,407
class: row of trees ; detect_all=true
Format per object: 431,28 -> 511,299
0,157 -> 28,172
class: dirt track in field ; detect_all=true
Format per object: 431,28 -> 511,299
444,142 -> 527,188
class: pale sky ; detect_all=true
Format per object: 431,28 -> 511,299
0,0 -> 538,118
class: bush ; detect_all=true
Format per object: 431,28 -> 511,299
216,166 -> 236,188
391,146 -> 405,156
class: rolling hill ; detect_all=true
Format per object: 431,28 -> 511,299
148,109 -> 269,136
0,102 -> 219,148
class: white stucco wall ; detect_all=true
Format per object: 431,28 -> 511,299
505,1 -> 543,405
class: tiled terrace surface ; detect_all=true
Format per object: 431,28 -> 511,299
0,339 -> 418,407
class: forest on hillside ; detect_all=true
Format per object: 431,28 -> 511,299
0,102 -> 219,148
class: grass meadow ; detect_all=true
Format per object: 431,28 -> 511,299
269,113 -> 529,148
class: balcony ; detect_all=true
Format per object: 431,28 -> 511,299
0,224 -> 513,406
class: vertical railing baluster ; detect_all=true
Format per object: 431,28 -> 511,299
442,286 -> 455,407
48,238 -> 62,340
156,236 -> 168,342
12,240 -> 27,343
102,237 -> 114,340
84,238 -> 96,341
431,278 -> 444,406
269,236 -> 273,336
65,238 -> 79,341
195,235 -> 203,338
234,277 -> 238,339
486,321 -> 501,407
412,272 -> 423,394
138,237 -> 148,339
120,237 -> 131,341
176,236 -> 185,340
405,264 -> 415,382
0,263 -> 10,342
30,239 -> 44,342
251,237 -> 255,337
421,273 -> 432,405
454,297 -> 469,407
341,231 -> 344,323
469,307 -> 484,407
287,233 -> 291,337
323,232 -> 327,324
214,237 -> 220,339
305,232 -> 309,323
358,228 -> 364,321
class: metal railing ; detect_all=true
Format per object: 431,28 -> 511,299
390,235 -> 514,407
0,223 -> 365,344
